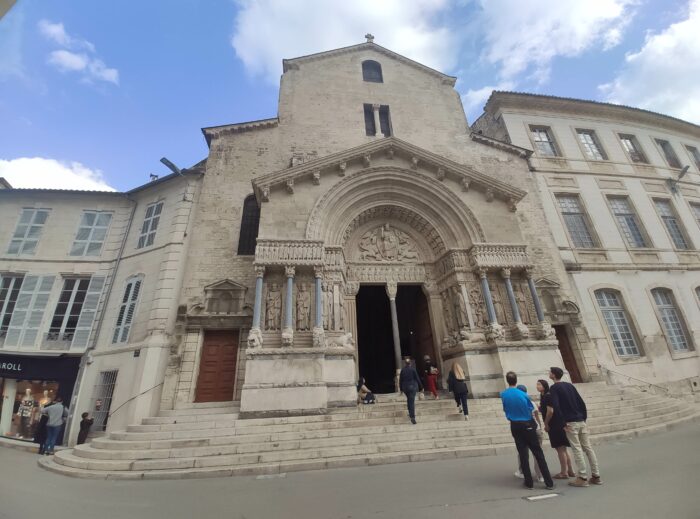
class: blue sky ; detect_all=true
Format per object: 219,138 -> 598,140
1,0 -> 698,191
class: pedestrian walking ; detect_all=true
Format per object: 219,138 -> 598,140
538,378 -> 575,479
41,396 -> 68,455
500,371 -> 554,490
548,366 -> 602,487
447,363 -> 469,420
425,365 -> 439,399
399,357 -> 423,424
77,412 -> 94,445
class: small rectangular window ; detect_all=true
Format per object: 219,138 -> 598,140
577,129 -> 607,160
47,278 -> 91,342
655,138 -> 681,168
654,199 -> 690,249
530,126 -> 559,157
0,275 -> 24,338
556,195 -> 597,248
70,211 -> 112,256
137,202 -> 163,249
363,104 -> 376,136
690,203 -> 700,229
7,209 -> 50,255
112,277 -> 143,344
684,145 -> 700,170
378,105 -> 391,137
608,197 -> 648,248
91,370 -> 118,431
619,134 -> 648,163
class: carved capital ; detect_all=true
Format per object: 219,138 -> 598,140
372,103 -> 381,111
512,322 -> 530,340
312,170 -> 321,185
254,265 -> 266,278
385,282 -> 398,299
338,162 -> 347,176
345,281 -> 360,296
247,327 -> 263,348
313,266 -> 324,279
461,178 -> 471,192
436,167 -> 446,181
500,268 -> 511,279
285,266 -> 296,278
524,267 -> 533,280
285,179 -> 294,194
261,186 -> 270,202
477,268 -> 488,279
485,322 -> 505,342
536,321 -> 556,340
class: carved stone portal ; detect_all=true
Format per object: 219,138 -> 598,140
357,224 -> 420,263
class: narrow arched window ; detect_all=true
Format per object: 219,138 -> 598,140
651,288 -> 692,352
594,289 -> 640,357
237,195 -> 260,256
362,60 -> 383,83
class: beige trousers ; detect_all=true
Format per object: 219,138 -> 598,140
565,421 -> 600,478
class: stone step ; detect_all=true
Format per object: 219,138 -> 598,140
159,405 -> 239,417
40,407 -> 700,480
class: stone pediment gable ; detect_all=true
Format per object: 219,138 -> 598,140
535,277 -> 561,289
469,132 -> 532,159
201,118 -> 279,147
251,137 -> 527,210
283,42 -> 456,86
204,279 -> 247,292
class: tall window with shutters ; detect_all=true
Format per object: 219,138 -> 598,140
7,209 -> 50,255
594,289 -> 641,357
112,276 -> 143,344
3,275 -> 56,348
137,202 -> 163,249
651,288 -> 692,352
654,199 -> 690,249
47,278 -> 90,343
237,195 -> 260,255
0,275 -> 24,339
70,211 -> 112,256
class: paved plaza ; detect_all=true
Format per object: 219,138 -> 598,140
0,421 -> 697,519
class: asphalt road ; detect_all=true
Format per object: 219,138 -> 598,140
1,422 -> 698,519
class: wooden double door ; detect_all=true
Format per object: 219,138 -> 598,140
194,330 -> 239,403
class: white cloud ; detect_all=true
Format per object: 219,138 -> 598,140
461,81 -> 514,119
38,19 -> 118,85
231,0 -> 457,84
475,0 -> 637,83
600,0 -> 700,124
0,158 -> 116,191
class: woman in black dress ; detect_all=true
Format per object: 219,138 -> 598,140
537,379 -> 575,479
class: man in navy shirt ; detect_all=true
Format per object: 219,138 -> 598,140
399,357 -> 423,424
501,371 -> 553,490
549,366 -> 602,487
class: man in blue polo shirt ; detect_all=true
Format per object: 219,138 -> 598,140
501,371 -> 554,490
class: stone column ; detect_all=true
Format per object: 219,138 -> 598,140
386,282 -> 402,391
282,266 -> 295,346
525,269 -> 555,339
312,267 -> 325,348
479,269 -> 504,341
248,266 -> 265,348
372,104 -> 381,137
501,269 -> 529,339
0,378 -> 17,436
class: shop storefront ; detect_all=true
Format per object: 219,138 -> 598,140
0,354 -> 80,442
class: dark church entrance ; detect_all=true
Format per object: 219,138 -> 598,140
356,284 -> 436,394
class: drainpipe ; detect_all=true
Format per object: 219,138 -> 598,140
64,195 -> 137,445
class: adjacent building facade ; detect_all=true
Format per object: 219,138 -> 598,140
473,92 -> 700,394
2,40 -> 699,445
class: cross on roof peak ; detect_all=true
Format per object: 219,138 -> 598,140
365,33 -> 374,43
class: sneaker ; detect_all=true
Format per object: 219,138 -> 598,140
464,415 -> 469,421
590,475 -> 603,485
545,485 -> 555,490
537,476 -> 545,483
568,477 -> 589,487
523,483 -> 534,490
514,471 -> 524,479
410,418 -> 417,425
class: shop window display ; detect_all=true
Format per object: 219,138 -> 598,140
1,379 -> 59,440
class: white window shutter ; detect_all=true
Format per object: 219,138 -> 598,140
113,277 -> 143,344
4,276 -> 38,347
21,276 -> 55,347
71,275 -> 106,349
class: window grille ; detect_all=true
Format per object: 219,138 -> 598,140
70,211 -> 112,256
530,126 -> 558,157
556,195 -> 596,248
112,277 -> 143,343
7,209 -> 50,255
362,60 -> 383,83
237,195 -> 260,255
608,197 -> 648,248
91,370 -> 118,431
651,289 -> 690,352
577,129 -> 606,160
595,290 -> 640,356
137,202 -> 163,249
654,199 -> 689,249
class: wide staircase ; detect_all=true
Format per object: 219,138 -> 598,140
39,383 -> 700,480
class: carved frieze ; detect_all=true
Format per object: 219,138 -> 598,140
357,224 -> 420,263
469,244 -> 530,270
255,239 -> 324,266
346,264 -> 427,284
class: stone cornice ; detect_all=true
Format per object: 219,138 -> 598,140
469,132 -> 532,158
283,42 -> 457,85
485,91 -> 700,139
251,137 -> 527,207
201,118 -> 279,147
